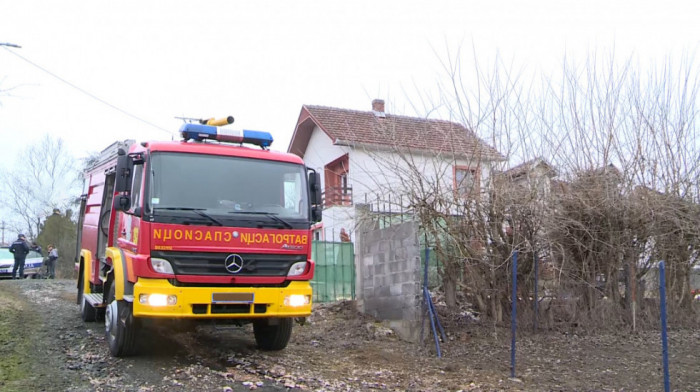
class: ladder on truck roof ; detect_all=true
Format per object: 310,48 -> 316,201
88,139 -> 135,172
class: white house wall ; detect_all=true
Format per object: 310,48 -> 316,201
349,148 -> 494,207
511,165 -> 553,199
302,124 -> 497,240
319,206 -> 356,242
303,125 -> 350,178
304,125 -> 352,241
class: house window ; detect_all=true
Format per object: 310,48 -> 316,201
324,154 -> 352,207
454,166 -> 478,197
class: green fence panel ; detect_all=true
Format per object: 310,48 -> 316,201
311,241 -> 355,303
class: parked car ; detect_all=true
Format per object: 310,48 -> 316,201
0,247 -> 44,279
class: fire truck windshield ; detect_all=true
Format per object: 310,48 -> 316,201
146,152 -> 309,228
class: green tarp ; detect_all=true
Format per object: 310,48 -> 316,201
311,241 -> 355,303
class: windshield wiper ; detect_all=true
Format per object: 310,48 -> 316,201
153,207 -> 223,226
228,211 -> 293,229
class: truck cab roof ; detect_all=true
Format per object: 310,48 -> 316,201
134,140 -> 305,165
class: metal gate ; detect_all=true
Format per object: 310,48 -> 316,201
311,241 -> 355,303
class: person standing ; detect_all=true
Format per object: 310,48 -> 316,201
9,234 -> 30,279
46,244 -> 58,279
31,241 -> 42,255
339,228 -> 351,242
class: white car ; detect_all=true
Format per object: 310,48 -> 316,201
0,247 -> 44,279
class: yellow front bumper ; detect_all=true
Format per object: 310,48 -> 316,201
132,278 -> 312,319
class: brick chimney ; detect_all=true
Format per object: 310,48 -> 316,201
372,99 -> 385,117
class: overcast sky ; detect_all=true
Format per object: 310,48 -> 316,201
1,0 -> 699,169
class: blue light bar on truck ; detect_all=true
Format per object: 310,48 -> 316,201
179,123 -> 273,148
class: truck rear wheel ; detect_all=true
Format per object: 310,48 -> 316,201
105,283 -> 138,357
253,317 -> 293,351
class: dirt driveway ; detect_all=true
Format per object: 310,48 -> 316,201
0,279 -> 697,391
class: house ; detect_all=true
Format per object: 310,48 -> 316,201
287,99 -> 504,242
498,157 -> 558,200
491,157 -> 558,236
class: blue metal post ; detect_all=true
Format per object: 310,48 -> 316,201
511,251 -> 518,378
534,252 -> 539,332
424,246 -> 430,289
659,261 -> 670,392
423,246 -> 442,357
421,246 -> 429,343
425,287 -> 442,358
427,287 -> 447,341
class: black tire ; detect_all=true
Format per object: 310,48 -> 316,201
253,318 -> 293,351
95,306 -> 106,322
78,271 -> 96,322
105,282 -> 138,357
80,295 -> 97,322
76,269 -> 82,305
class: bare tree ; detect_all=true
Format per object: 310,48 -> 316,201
354,48 -> 700,329
539,52 -> 700,327
2,135 -> 82,238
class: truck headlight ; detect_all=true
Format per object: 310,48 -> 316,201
139,293 -> 177,306
287,261 -> 307,277
151,258 -> 174,274
284,294 -> 310,307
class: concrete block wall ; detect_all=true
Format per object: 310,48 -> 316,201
356,220 -> 422,341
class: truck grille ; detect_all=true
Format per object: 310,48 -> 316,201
151,250 -> 305,277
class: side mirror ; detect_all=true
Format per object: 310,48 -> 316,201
114,149 -> 134,194
308,171 -> 322,206
114,195 -> 131,212
311,206 -> 322,223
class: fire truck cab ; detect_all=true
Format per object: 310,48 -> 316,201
75,118 -> 322,356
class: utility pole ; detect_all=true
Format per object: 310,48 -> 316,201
1,220 -> 5,245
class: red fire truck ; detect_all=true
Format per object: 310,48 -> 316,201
75,117 -> 322,356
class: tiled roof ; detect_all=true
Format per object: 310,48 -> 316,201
501,158 -> 557,179
291,104 -> 504,161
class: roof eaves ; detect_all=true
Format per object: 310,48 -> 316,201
303,105 -> 337,142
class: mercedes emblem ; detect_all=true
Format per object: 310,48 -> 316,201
224,254 -> 244,274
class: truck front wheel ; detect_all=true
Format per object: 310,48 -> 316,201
253,317 -> 293,351
105,283 -> 138,357
78,271 -> 96,322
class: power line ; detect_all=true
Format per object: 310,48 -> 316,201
2,46 -> 174,136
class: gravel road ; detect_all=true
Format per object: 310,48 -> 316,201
0,279 -> 698,392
